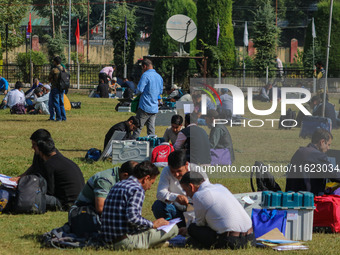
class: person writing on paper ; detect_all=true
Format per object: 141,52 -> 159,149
103,116 -> 140,150
100,161 -> 178,250
180,171 -> 255,249
152,150 -> 209,226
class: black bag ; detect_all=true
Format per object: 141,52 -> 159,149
56,66 -> 70,94
70,102 -> 81,109
278,108 -> 296,130
68,205 -> 101,238
13,174 -> 47,214
123,87 -> 134,99
250,161 -> 281,192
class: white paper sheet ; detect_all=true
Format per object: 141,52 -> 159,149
157,218 -> 182,233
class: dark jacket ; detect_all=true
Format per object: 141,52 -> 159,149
285,143 -> 340,195
104,121 -> 132,150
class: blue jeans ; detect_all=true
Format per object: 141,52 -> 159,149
152,200 -> 185,227
49,88 -> 66,121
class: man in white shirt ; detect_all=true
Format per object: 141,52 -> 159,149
151,150 -> 209,227
180,172 -> 255,249
3,81 -> 25,109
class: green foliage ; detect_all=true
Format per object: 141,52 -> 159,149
149,0 -> 197,86
71,52 -> 85,64
253,0 -> 280,77
107,2 -> 137,77
16,50 -> 49,83
197,0 -> 235,75
0,0 -> 30,60
304,1 -> 340,76
43,33 -> 66,64
32,0 -> 87,36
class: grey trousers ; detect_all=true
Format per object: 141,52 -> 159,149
112,225 -> 178,250
132,108 -> 157,138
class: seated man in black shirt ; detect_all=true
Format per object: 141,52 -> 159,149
11,129 -> 85,211
103,116 -> 140,150
96,78 -> 109,98
286,128 -> 340,196
36,135 -> 85,211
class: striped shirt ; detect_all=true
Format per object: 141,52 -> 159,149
101,176 -> 153,242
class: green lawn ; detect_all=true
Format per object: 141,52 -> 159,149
0,92 -> 340,254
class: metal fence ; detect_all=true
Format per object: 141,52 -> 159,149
0,64 -> 329,89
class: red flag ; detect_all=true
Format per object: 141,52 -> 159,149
96,26 -> 98,34
75,19 -> 80,45
91,29 -> 93,35
28,13 -> 32,33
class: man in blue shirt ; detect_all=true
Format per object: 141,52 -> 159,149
0,75 -> 9,95
132,59 -> 163,138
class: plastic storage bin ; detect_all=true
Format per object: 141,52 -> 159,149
111,140 -> 150,163
155,110 -> 178,126
117,106 -> 131,112
234,192 -> 262,217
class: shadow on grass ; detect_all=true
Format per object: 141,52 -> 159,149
59,149 -> 88,152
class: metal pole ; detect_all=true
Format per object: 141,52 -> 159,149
30,35 -> 33,86
276,0 -> 278,26
266,66 -> 269,85
87,0 -> 90,63
243,47 -> 245,87
323,0 -> 334,117
77,44 -> 80,89
312,18 -> 316,93
124,33 -> 126,78
51,0 -> 55,38
171,65 -> 174,88
218,60 -> 221,85
103,0 -> 106,41
68,0 -> 71,65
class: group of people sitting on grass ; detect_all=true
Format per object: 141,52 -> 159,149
9,125 -> 337,250
0,78 -> 51,115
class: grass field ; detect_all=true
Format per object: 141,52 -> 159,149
0,91 -> 340,254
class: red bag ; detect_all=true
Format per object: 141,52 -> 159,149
151,143 -> 174,163
314,195 -> 340,232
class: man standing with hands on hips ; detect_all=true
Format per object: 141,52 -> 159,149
132,59 -> 163,138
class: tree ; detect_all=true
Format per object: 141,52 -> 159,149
149,0 -> 197,85
252,0 -> 280,77
32,0 -> 87,36
304,1 -> 340,76
43,33 -> 67,64
197,0 -> 235,75
0,0 -> 31,61
106,2 -> 137,77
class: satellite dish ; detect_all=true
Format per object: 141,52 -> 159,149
166,15 -> 197,44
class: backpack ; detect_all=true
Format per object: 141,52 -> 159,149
85,148 -> 102,161
278,108 -> 296,130
151,143 -> 174,163
10,104 -> 26,114
250,161 -> 281,192
13,174 -> 47,214
123,87 -> 134,100
68,205 -> 101,238
56,66 -> 70,94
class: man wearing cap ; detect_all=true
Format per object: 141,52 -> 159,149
109,77 -> 121,95
33,85 -> 50,115
180,171 -> 255,249
99,65 -> 116,84
104,116 -> 140,150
